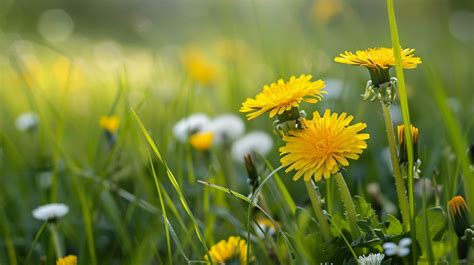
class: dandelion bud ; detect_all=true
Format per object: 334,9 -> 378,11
397,124 -> 419,164
244,154 -> 259,194
448,195 -> 471,238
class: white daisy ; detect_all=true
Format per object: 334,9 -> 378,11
203,114 -> 245,145
172,113 -> 210,142
383,238 -> 411,257
32,203 -> 69,221
16,112 -> 39,132
358,253 -> 385,265
231,131 -> 273,162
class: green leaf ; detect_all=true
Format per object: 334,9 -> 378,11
385,214 -> 403,236
415,207 -> 448,262
354,196 -> 376,219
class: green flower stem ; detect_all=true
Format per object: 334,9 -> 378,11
326,178 -> 333,216
334,172 -> 360,238
48,223 -> 63,258
381,102 -> 410,230
304,181 -> 333,241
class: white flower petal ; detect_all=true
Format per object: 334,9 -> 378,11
16,112 -> 39,132
172,113 -> 210,142
399,237 -> 412,247
203,114 -> 245,144
231,131 -> 273,162
397,247 -> 411,257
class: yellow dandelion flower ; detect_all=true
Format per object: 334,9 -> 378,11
183,49 -> 217,86
189,132 -> 214,151
397,124 -> 419,163
99,116 -> 120,134
205,236 -> 250,265
335,47 -> 421,86
56,255 -> 77,265
280,109 -> 369,182
335,47 -> 421,70
240,74 -> 326,120
53,57 -> 84,90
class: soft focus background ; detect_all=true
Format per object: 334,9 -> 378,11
0,0 -> 473,264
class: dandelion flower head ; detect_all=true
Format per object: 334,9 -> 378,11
335,47 -> 421,70
240,74 -> 325,120
33,203 -> 69,221
56,255 -> 77,265
205,236 -> 250,265
280,109 -> 369,182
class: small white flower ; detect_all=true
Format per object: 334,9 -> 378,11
383,238 -> 412,257
231,131 -> 273,162
16,112 -> 39,132
172,113 -> 210,142
358,253 -> 385,265
32,203 -> 69,221
203,114 -> 245,145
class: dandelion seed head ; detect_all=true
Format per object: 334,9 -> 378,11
231,131 -> 273,163
33,203 -> 69,221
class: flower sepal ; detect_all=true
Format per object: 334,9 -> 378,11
273,109 -> 307,137
362,77 -> 397,105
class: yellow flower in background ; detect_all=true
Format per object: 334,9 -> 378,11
280,109 -> 369,182
99,116 -> 120,133
189,132 -> 214,151
205,236 -> 250,265
54,57 -> 84,90
56,255 -> 77,265
312,0 -> 343,24
335,47 -> 421,70
183,49 -> 217,86
240,74 -> 326,120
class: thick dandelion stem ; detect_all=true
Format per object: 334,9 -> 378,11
305,181 -> 333,241
334,172 -> 360,238
381,102 -> 410,230
48,223 -> 63,258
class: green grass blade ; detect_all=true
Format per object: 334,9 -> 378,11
386,0 -> 417,262
425,67 -> 474,214
22,221 -> 47,265
264,159 -> 296,215
148,154 -> 173,265
130,108 -> 211,260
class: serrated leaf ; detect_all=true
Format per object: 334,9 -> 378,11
354,196 -> 376,219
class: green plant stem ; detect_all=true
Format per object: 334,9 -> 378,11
381,102 -> 410,230
48,223 -> 63,258
304,181 -> 333,241
334,172 -> 360,238
386,0 -> 417,263
326,178 -> 333,216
